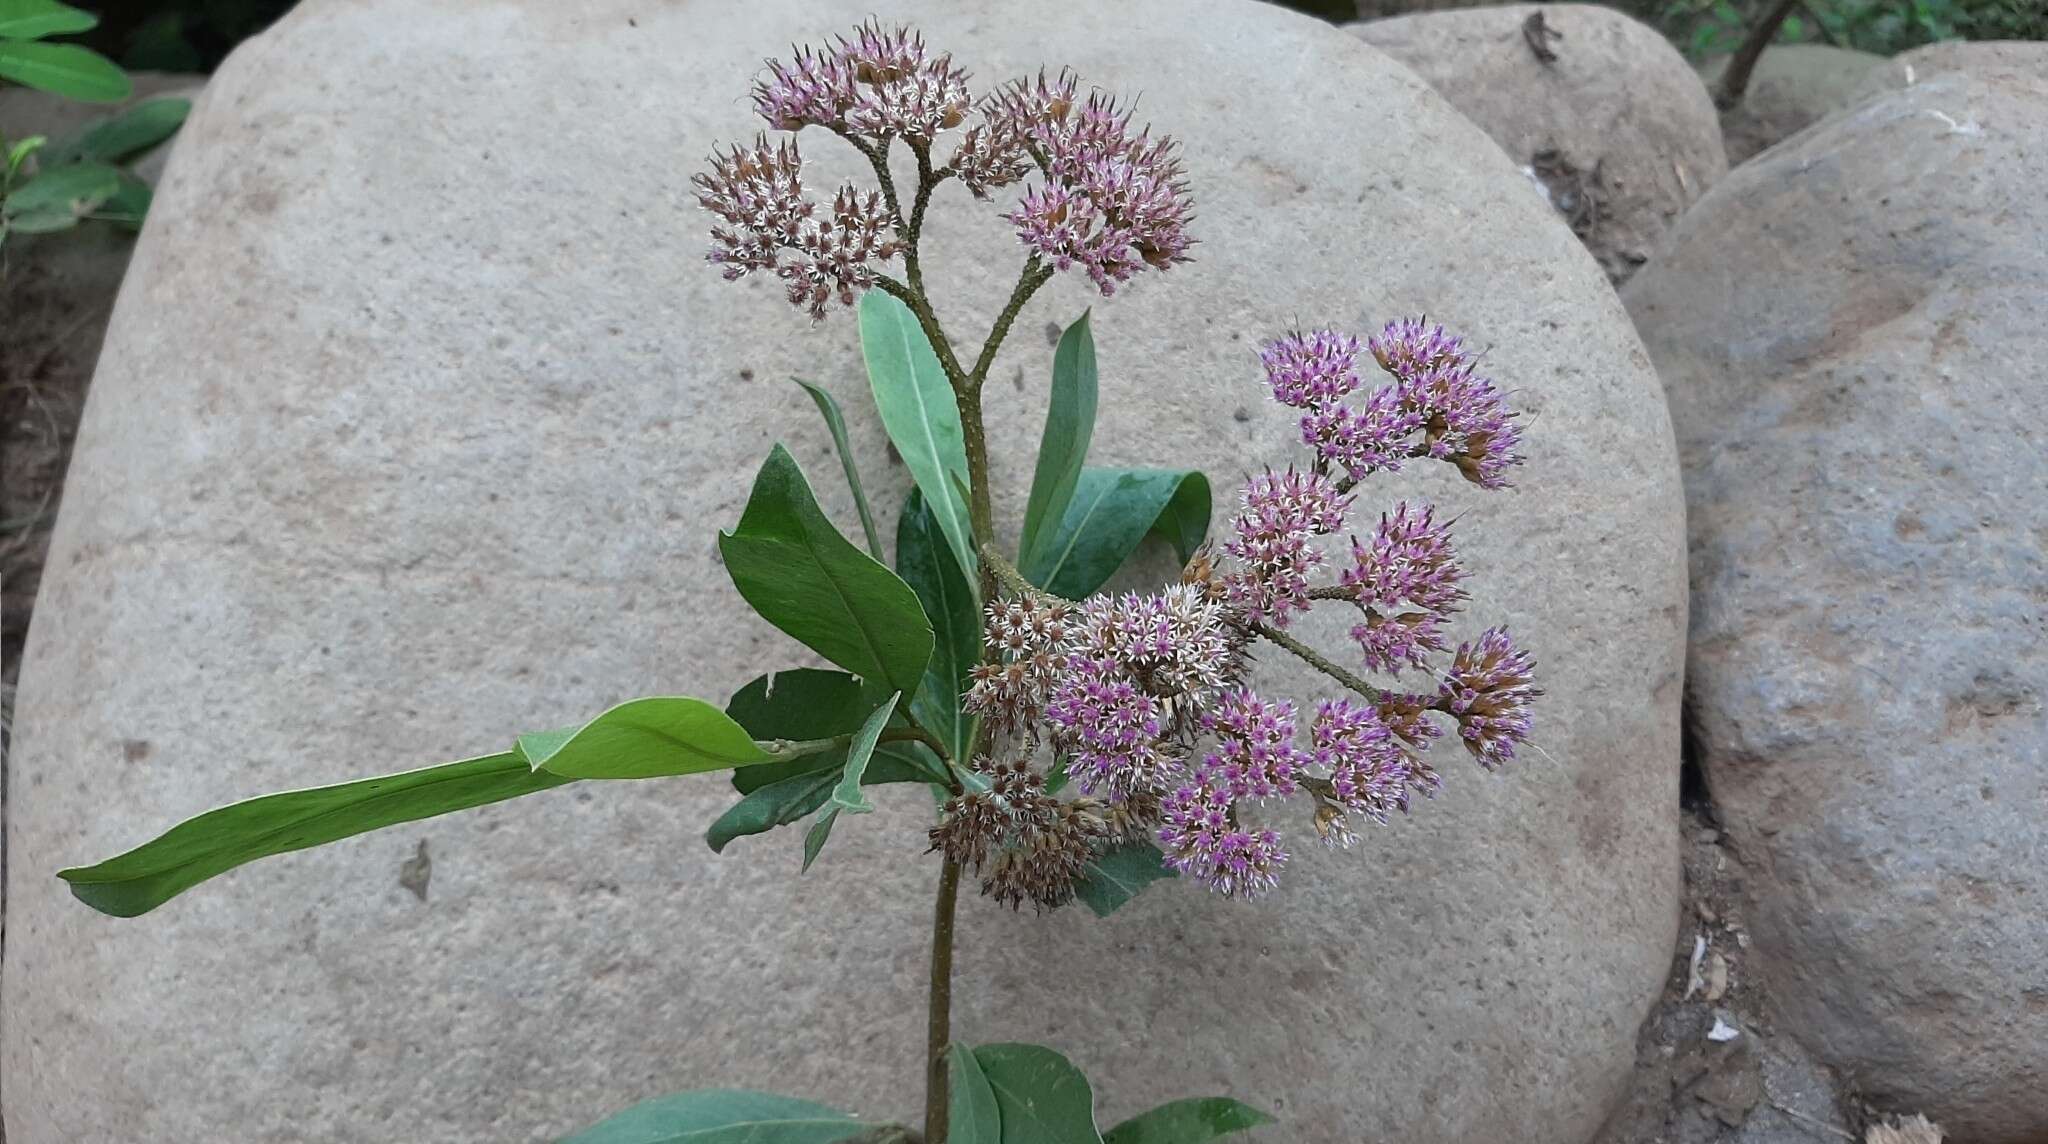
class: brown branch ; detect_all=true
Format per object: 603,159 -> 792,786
1714,0 -> 1799,110
1245,619 -> 1384,704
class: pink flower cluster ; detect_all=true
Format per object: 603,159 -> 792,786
1265,320 -> 1525,489
752,23 -> 971,144
692,137 -> 902,320
1343,503 -> 1466,675
1222,468 -> 1350,628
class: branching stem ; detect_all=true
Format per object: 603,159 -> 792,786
1245,619 -> 1385,704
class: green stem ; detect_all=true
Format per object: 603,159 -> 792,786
1245,619 -> 1385,704
923,856 -> 963,1143
965,262 -> 1053,392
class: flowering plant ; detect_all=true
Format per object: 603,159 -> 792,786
58,23 -> 1537,1144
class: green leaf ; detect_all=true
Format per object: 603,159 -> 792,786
40,96 -> 189,166
2,159 -> 117,232
1022,468 -> 1212,599
515,696 -> 771,780
793,378 -> 884,561
0,0 -> 97,39
6,133 -> 45,177
801,693 -> 898,872
720,444 -> 934,696
560,1088 -> 869,1144
58,752 -> 575,918
95,166 -> 148,229
725,669 -> 876,792
972,1043 -> 1105,1144
859,289 -> 975,578
1101,1098 -> 1273,1144
0,41 -> 131,102
1018,311 -> 1097,571
1074,841 -> 1175,918
948,1044 -> 1002,1144
897,489 -> 977,764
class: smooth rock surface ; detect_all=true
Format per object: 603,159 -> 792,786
1352,4 -> 1727,283
2,3 -> 1686,1142
1856,38 -> 2048,101
1624,63 -> 2048,1144
1698,44 -> 1893,162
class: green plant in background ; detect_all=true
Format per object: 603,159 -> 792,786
0,0 -> 187,252
58,21 -> 1544,1144
1650,0 -> 2045,60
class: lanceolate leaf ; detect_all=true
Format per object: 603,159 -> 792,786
721,444 -> 934,696
515,696 -> 771,780
1101,1098 -> 1273,1144
58,752 -> 575,918
1018,311 -> 1097,572
560,1088 -> 871,1144
2,159 -> 117,232
704,751 -> 932,855
793,377 -> 883,561
972,1043 -> 1105,1144
801,693 -> 898,872
40,96 -> 189,166
0,41 -> 131,102
1074,841 -> 1175,918
948,1044 -> 1002,1144
859,289 -> 975,578
1022,468 -> 1212,599
898,489 -> 977,764
95,167 -> 150,230
0,0 -> 98,40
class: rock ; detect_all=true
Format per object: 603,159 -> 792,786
1698,44 -> 1893,163
1857,38 -> 2048,101
1351,4 -> 1727,284
0,2 -> 1686,1142
1623,62 -> 2048,1144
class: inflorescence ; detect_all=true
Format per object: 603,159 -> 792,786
695,22 -> 1194,319
936,319 -> 1539,906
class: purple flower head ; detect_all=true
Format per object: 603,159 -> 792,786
1200,690 -> 1308,802
754,22 -> 970,143
1404,363 -> 1525,489
1299,386 -> 1425,480
1008,146 -> 1194,296
692,136 -> 902,320
1310,699 -> 1412,825
1344,502 -> 1465,614
1075,585 -> 1238,711
1349,610 -> 1452,677
1260,330 -> 1362,409
1223,468 -> 1351,628
1367,318 -> 1470,381
1436,627 -> 1541,769
1043,655 -> 1177,796
1158,779 -> 1288,898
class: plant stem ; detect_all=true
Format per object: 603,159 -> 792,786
966,262 -> 1054,392
1245,619 -> 1385,704
1714,0 -> 1799,110
923,856 -> 963,1143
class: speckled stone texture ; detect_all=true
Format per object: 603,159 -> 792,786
1625,60 -> 2048,1144
2,2 -> 1686,1141
1351,3 -> 1728,283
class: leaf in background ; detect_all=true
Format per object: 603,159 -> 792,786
1022,468 -> 1212,599
948,1044 -> 1002,1144
0,41 -> 132,102
793,378 -> 884,560
515,697 -> 771,780
725,669 -> 873,787
897,488 -> 977,764
1,159 -> 117,233
559,1088 -> 869,1144
0,0 -> 97,40
859,289 -> 975,578
720,444 -> 933,696
801,693 -> 898,871
1018,311 -> 1097,571
6,133 -> 46,177
58,752 -> 575,918
96,167 -> 149,230
40,96 -> 189,166
1101,1098 -> 1273,1144
972,1043 -> 1105,1144
1074,841 -> 1175,918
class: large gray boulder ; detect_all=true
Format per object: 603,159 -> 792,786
1698,44 -> 1894,162
1352,4 -> 1728,284
1,2 -> 1686,1142
1624,61 -> 2048,1144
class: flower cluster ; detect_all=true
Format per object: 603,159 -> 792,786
701,25 -> 1191,319
1223,468 -> 1350,628
692,137 -> 902,320
929,760 -> 1109,910
1267,319 -> 1525,489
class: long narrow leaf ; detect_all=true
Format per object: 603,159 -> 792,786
0,41 -> 131,102
1101,1098 -> 1272,1144
1023,468 -> 1212,599
898,489 -> 977,764
720,444 -> 934,695
515,696 -> 771,780
58,752 -> 575,918
41,96 -> 189,166
793,378 -> 883,560
0,0 -> 98,39
560,1088 -> 867,1144
859,290 -> 976,578
1019,311 -> 1097,571
801,693 -> 898,871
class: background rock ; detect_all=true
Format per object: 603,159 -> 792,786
1856,38 -> 2048,100
1624,59 -> 2048,1144
1352,3 -> 1727,284
1698,44 -> 1893,162
2,2 -> 1686,1142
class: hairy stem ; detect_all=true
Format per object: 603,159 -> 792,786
966,262 -> 1054,392
1245,619 -> 1384,704
923,856 -> 964,1142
